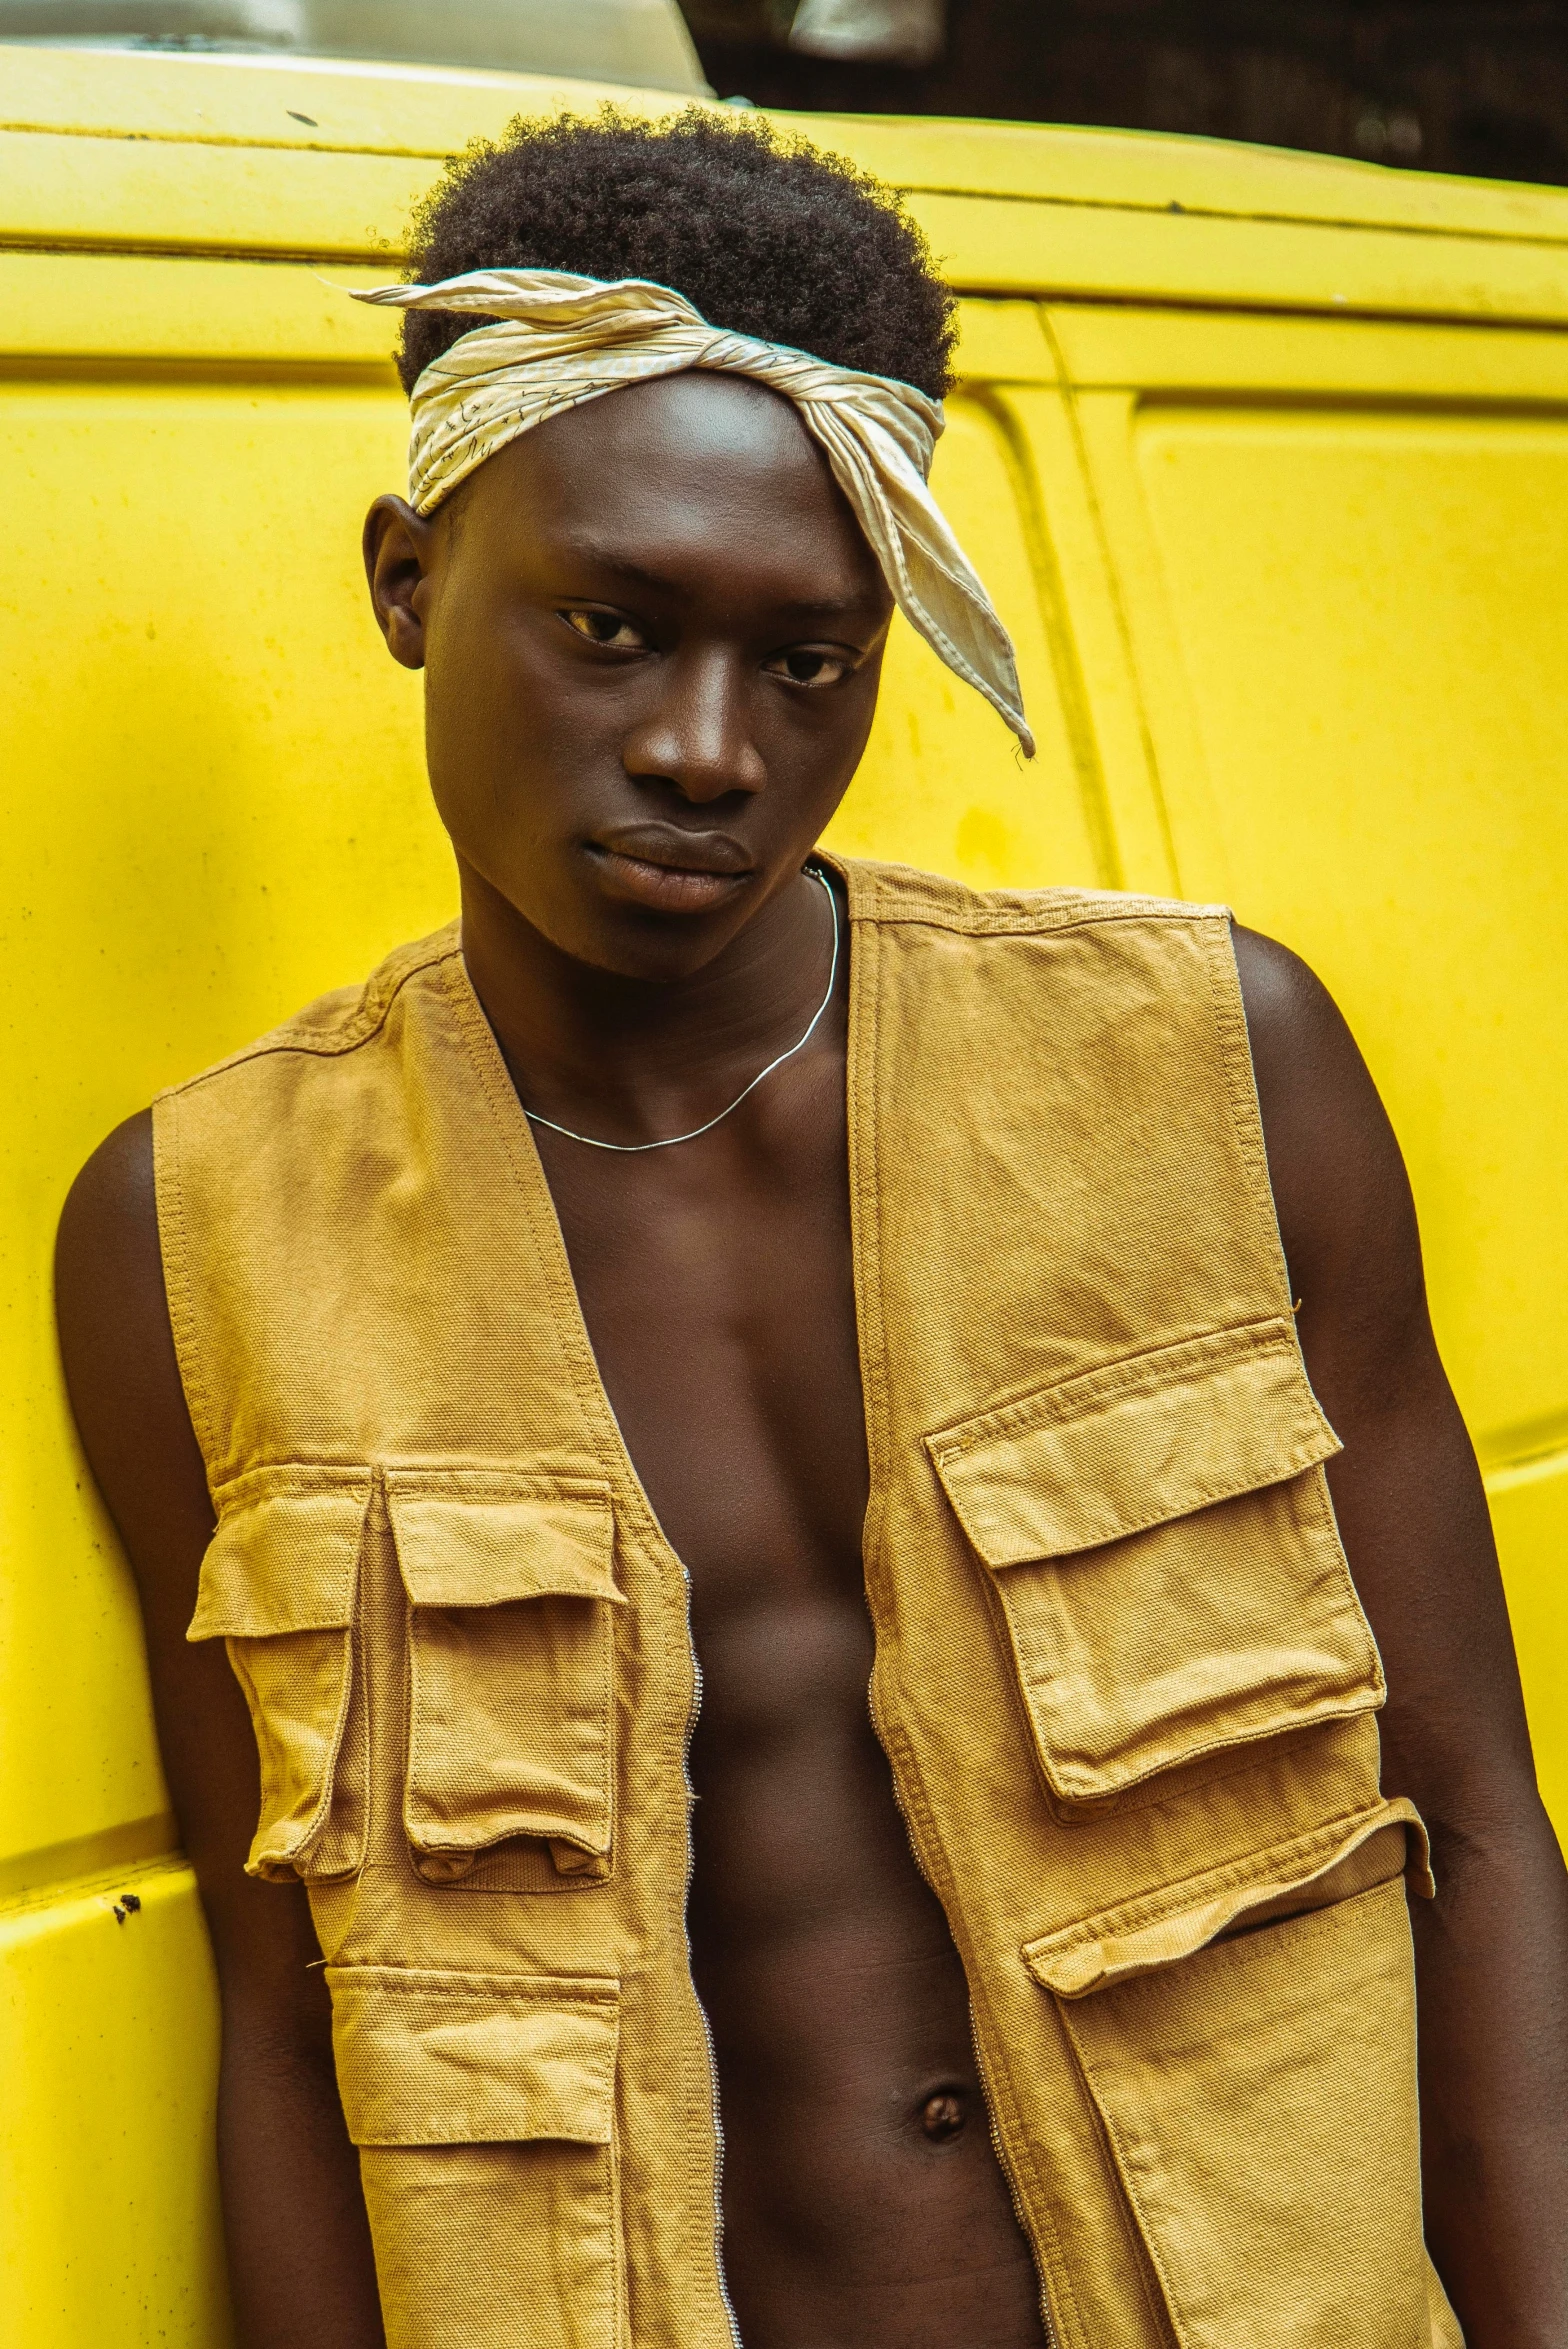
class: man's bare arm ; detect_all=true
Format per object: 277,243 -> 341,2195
1235,926 -> 1568,2348
55,1112 -> 385,2349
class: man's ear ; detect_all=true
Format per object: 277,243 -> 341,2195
363,494 -> 437,671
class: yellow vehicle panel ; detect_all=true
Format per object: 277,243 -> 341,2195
2,44 -> 1565,2342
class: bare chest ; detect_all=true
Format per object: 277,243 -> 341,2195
533,1047 -> 869,1637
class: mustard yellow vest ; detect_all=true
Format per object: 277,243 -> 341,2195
155,859 -> 1463,2349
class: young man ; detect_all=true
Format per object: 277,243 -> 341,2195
56,111 -> 1566,2349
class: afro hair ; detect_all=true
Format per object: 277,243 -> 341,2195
397,105 -> 956,401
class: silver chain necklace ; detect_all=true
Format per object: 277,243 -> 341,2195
523,866 -> 840,1155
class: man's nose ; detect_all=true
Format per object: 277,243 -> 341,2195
622,646 -> 767,803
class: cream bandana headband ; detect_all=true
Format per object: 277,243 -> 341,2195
350,268 -> 1034,757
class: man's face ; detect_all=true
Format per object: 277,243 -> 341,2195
365,371 -> 894,981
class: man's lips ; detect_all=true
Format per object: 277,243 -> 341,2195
592,824 -> 754,877
586,828 -> 755,913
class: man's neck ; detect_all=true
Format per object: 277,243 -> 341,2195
457,856 -> 839,1145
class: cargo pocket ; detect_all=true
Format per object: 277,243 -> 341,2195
1024,1811 -> 1432,2347
328,1965 -> 625,2349
928,1317 -> 1383,1802
188,1464 -> 371,1881
385,1471 -> 624,1883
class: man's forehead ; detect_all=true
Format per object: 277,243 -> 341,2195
541,366 -> 818,460
459,374 -> 888,609
494,371 -> 839,505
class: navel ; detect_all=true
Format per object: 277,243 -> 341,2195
918,2088 -> 968,2142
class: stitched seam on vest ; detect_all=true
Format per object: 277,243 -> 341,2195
848,880 -> 895,1504
209,1460 -> 377,1509
838,857 -> 1225,938
1195,931 -> 1394,1694
1297,1464 -> 1386,1700
1083,1872 -> 1405,2004
855,898 -> 1216,937
927,1316 -> 1310,1457
1199,916 -> 1298,1317
1192,938 -> 1390,1723
159,926 -> 463,1097
1198,930 -> 1389,1705
152,1086 -> 222,1472
1021,1798 -> 1416,1962
1052,2021 -> 1194,2349
327,1963 -> 619,1997
944,1443 -> 1333,1551
1042,1717 -> 1344,1828
436,956 -> 627,1455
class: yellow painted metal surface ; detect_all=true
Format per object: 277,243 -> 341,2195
1,42 -> 1564,2342
1,1859 -> 229,2340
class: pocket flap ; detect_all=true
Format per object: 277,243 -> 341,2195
385,1473 -> 624,1610
325,1965 -> 619,2147
1023,1798 -> 1430,1999
929,1318 -> 1338,1568
189,1467 -> 372,1640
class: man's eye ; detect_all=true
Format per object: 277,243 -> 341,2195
560,609 -> 646,650
767,648 -> 853,687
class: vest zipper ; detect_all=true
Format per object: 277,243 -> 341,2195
968,2005 -> 1059,2349
682,1591 -> 745,2349
868,1674 -> 1060,2349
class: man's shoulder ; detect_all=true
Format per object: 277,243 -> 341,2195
833,855 -> 1227,938
157,922 -> 462,1107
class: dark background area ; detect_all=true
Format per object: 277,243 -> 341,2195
681,1 -> 1568,185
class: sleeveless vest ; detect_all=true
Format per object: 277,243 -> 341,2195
154,858 -> 1463,2349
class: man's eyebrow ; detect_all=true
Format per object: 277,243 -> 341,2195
560,551 -> 879,622
571,554 -> 687,598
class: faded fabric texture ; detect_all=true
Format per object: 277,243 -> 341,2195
155,860 -> 1459,2348
349,268 -> 1034,754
